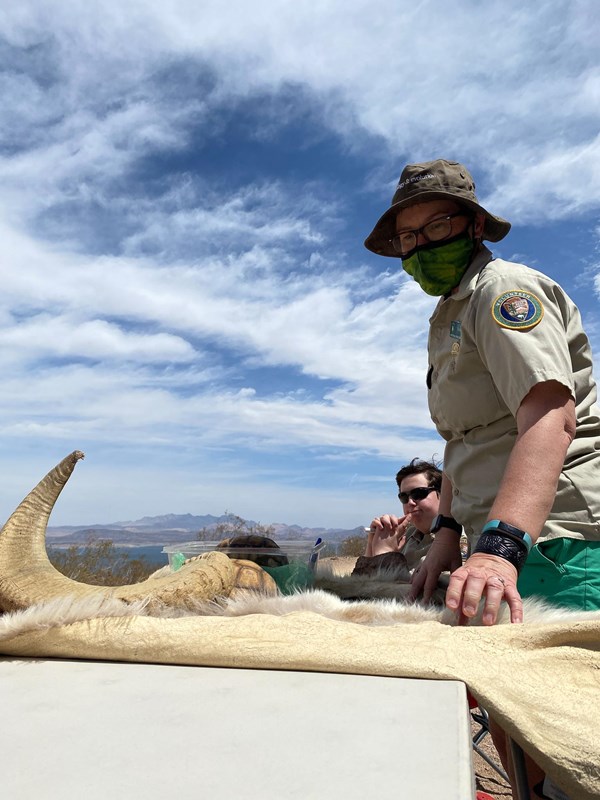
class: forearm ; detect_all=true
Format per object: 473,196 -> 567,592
446,383 -> 575,625
438,471 -> 454,517
488,393 -> 574,542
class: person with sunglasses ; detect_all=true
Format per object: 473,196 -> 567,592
365,158 -> 600,799
354,459 -> 444,576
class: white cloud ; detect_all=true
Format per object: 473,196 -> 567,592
0,201 -> 435,470
0,316 -> 195,363
0,270 -> 434,436
483,132 -> 600,222
2,1 -> 599,221
0,0 -> 599,526
119,181 -> 328,259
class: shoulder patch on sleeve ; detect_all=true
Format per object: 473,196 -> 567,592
491,290 -> 544,330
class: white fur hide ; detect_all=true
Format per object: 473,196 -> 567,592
1,589 -> 598,643
202,589 -> 600,626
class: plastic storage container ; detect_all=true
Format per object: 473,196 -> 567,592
162,539 -> 325,594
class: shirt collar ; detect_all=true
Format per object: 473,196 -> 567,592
449,244 -> 494,301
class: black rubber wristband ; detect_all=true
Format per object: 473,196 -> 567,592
472,532 -> 529,573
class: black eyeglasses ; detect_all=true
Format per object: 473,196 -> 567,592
398,486 -> 437,504
391,212 -> 470,256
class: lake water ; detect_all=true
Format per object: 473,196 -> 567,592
118,546 -> 169,566
48,544 -> 170,567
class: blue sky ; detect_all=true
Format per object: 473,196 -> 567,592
1,0 -> 599,528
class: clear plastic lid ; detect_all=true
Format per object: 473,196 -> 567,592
162,540 -> 325,556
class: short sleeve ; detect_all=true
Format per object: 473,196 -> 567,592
472,267 -> 575,416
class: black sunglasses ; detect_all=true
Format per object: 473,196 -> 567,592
397,486 -> 437,504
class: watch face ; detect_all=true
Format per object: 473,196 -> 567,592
431,515 -> 460,534
431,515 -> 443,533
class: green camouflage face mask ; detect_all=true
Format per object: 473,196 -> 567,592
402,233 -> 475,296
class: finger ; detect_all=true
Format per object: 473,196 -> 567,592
456,610 -> 469,626
503,583 -> 524,624
409,566 -> 426,600
481,578 -> 506,626
374,516 -> 391,532
421,570 -> 440,603
395,532 -> 407,549
381,515 -> 399,531
460,574 -> 488,618
446,568 -> 487,617
445,568 -> 468,611
397,517 -> 411,534
372,527 -> 393,543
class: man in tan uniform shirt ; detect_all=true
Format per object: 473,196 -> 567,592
365,158 -> 600,622
365,157 -> 600,799
428,244 -> 600,546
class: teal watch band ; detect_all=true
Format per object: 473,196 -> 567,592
482,520 -> 533,553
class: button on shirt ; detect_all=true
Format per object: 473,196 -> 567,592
427,246 -> 600,548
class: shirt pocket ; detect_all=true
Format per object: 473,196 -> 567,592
433,346 -> 507,434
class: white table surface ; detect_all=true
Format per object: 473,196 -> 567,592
0,657 -> 474,799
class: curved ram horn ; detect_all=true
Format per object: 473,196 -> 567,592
0,451 -> 235,613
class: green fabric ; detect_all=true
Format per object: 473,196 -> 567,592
263,562 -> 314,595
517,538 -> 600,610
402,233 -> 474,296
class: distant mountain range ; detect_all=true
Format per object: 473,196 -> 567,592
46,513 -> 365,547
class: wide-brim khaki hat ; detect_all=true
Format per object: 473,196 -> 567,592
364,159 -> 511,258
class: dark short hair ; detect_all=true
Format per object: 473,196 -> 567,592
395,458 -> 442,492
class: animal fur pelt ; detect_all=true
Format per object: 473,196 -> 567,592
0,596 -> 148,642
312,560 -> 448,604
2,590 -> 598,642
202,588 -> 600,626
